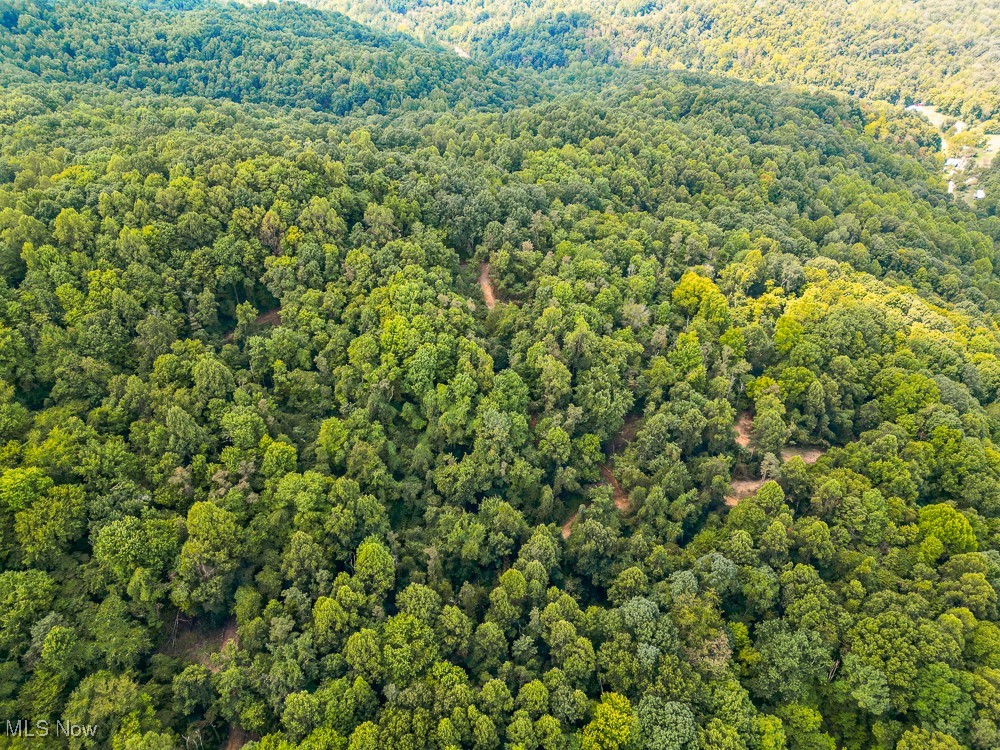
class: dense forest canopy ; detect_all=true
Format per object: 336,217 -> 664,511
303,0 -> 1000,125
2,1 -> 1000,750
0,0 -> 538,114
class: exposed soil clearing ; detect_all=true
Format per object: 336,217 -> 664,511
479,263 -> 497,309
909,104 -> 954,131
735,411 -> 753,449
561,510 -> 578,539
224,307 -> 281,342
254,308 -> 282,327
224,725 -> 252,750
164,616 -> 239,674
725,478 -> 765,507
781,446 -> 825,464
600,464 -> 630,512
980,134 -> 1000,168
219,617 -> 239,651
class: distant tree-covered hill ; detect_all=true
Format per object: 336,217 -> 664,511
0,0 -> 539,114
304,0 -> 1000,124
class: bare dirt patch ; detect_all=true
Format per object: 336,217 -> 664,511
254,308 -> 282,327
781,446 -> 825,464
980,134 -> 1000,168
734,411 -> 753,449
724,478 -> 765,507
163,615 -> 239,674
600,464 -> 630,513
561,509 -> 579,539
224,725 -> 253,750
223,307 -> 281,342
219,618 -> 239,650
479,263 -> 497,309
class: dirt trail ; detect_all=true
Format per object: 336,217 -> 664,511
600,464 -> 630,512
223,307 -> 281,342
561,510 -> 578,539
725,410 -> 828,505
479,263 -> 497,309
781,446 -> 825,464
735,411 -> 753,449
563,464 -> 630,538
254,308 -> 281,327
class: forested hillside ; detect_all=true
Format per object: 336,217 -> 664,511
2,2 -> 1000,750
0,0 -> 537,114
307,0 -> 1000,125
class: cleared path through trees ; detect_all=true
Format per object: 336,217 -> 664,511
479,263 -> 497,309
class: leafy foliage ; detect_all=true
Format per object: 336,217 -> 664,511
0,1 -> 999,749
0,0 -> 537,115
310,0 -> 1000,123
